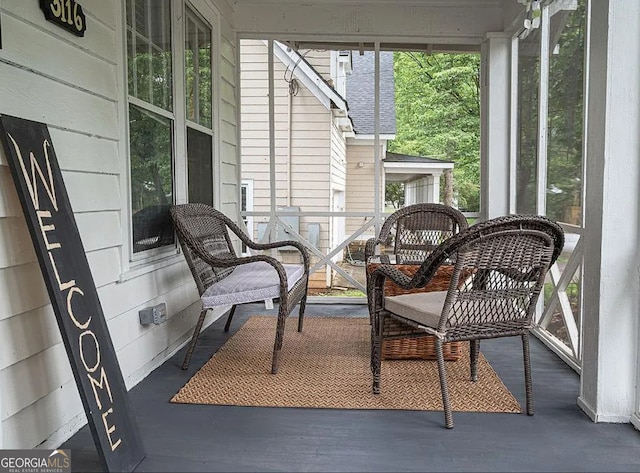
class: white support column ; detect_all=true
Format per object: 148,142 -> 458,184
480,33 -> 512,220
374,43 -> 381,234
579,0 -> 640,424
425,174 -> 441,203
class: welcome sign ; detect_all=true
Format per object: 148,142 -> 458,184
0,115 -> 145,472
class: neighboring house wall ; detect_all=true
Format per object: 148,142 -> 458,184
240,40 -> 334,289
345,139 -> 386,239
304,49 -> 331,81
0,0 -> 238,449
329,119 -> 347,271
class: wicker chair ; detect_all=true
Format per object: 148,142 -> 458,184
368,214 -> 564,428
365,203 -> 469,265
170,203 -> 309,374
364,204 -> 469,360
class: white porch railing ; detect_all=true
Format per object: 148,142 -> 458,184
242,209 -> 581,368
242,209 -> 481,295
533,222 -> 583,372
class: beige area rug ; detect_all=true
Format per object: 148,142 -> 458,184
172,316 -> 521,413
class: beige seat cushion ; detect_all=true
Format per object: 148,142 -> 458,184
383,291 -> 447,328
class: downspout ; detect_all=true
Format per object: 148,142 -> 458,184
287,86 -> 292,206
374,42 -> 381,235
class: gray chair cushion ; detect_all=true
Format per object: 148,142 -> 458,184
384,290 -> 527,329
383,291 -> 447,329
201,261 -> 305,308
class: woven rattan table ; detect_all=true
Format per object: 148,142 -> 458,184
366,255 -> 463,361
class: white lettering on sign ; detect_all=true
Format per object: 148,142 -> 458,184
8,132 -> 122,451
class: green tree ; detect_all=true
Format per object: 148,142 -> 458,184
389,52 -> 480,211
385,182 -> 405,208
546,1 -> 585,224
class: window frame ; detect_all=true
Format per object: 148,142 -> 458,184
185,3 -> 215,206
119,0 -> 220,278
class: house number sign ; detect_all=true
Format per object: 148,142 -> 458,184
40,0 -> 87,37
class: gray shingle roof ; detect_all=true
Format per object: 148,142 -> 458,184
346,51 -> 397,135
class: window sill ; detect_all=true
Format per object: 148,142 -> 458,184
118,253 -> 185,283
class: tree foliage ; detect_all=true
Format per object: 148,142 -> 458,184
385,182 -> 405,208
546,2 -> 585,224
516,1 -> 585,223
389,52 -> 481,211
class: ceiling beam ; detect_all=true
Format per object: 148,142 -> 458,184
235,3 -> 506,46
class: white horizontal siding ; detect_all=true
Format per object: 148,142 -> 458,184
64,172 -> 121,213
2,377 -> 83,449
240,42 -> 332,223
304,49 -> 331,82
2,343 -> 74,422
2,1 -> 118,64
219,16 -> 239,219
240,40 -> 331,250
51,129 -> 120,175
97,262 -> 193,324
86,247 -> 121,288
330,121 -> 347,190
0,168 -> 21,218
345,142 -> 384,236
0,218 -> 36,269
0,263 -> 50,322
0,14 -> 117,100
0,0 -> 241,451
0,63 -> 118,140
0,305 -> 60,371
108,280 -> 199,353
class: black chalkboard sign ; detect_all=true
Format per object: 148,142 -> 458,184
0,115 -> 145,472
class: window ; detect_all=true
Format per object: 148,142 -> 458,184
126,0 -> 175,254
187,128 -> 213,205
125,1 -> 216,257
185,7 -> 214,205
546,0 -> 586,225
128,104 -> 174,253
126,1 -> 173,110
185,9 -> 212,128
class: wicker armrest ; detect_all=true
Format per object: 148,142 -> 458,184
364,237 -> 379,262
224,218 -> 310,269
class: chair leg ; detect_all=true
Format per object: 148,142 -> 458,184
522,333 -> 534,416
371,314 -> 384,394
436,339 -> 454,429
297,293 -> 307,332
271,307 -> 287,374
470,339 -> 480,382
223,305 -> 237,332
182,309 -> 208,370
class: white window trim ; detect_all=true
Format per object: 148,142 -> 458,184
118,0 -> 220,281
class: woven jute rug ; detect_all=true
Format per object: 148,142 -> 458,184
171,316 -> 521,412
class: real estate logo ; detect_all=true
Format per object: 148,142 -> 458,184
0,449 -> 71,473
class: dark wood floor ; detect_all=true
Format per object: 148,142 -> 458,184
63,302 -> 640,472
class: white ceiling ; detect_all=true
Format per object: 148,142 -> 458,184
232,0 -> 525,50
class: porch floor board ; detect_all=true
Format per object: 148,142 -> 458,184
62,303 -> 640,472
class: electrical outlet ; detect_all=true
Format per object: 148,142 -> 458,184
139,303 -> 167,325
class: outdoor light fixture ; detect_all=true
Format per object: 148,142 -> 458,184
517,0 -> 542,31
